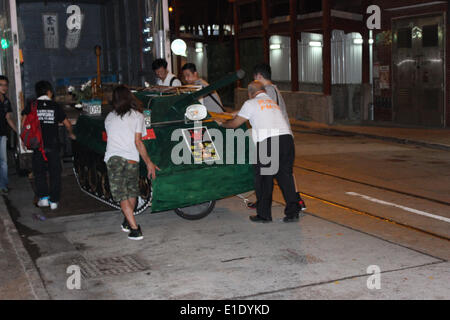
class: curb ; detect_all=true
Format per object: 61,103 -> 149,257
0,196 -> 50,300
291,123 -> 450,152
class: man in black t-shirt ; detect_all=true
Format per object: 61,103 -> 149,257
0,75 -> 17,194
22,81 -> 76,210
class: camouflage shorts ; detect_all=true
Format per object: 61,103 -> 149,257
106,156 -> 139,202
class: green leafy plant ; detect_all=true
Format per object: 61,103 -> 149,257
68,80 -> 93,108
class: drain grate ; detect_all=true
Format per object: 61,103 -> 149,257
71,255 -> 148,279
282,249 -> 323,265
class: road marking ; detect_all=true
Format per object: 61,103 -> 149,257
346,192 -> 450,223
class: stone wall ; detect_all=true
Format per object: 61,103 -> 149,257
235,88 -> 334,124
272,81 -> 364,121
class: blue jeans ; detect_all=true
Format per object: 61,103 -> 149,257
0,136 -> 8,189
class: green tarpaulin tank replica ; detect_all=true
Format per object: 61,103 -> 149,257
73,70 -> 254,219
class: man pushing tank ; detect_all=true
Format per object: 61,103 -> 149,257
215,81 -> 305,223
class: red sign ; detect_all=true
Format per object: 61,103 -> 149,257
142,128 -> 156,140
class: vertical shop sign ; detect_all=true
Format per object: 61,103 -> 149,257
42,13 -> 58,48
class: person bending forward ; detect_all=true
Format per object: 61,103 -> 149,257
104,85 -> 159,240
216,81 -> 302,223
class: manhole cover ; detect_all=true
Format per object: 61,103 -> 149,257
71,255 -> 148,279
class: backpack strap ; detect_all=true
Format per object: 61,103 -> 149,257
31,100 -> 47,161
169,76 -> 179,86
206,93 -> 225,112
31,100 -> 38,112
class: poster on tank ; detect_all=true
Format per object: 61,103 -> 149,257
182,127 -> 220,163
42,13 -> 59,49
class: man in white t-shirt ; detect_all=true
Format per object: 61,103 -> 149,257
216,81 -> 304,223
250,63 -> 306,211
152,58 -> 182,87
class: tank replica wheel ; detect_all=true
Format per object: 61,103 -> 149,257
174,201 -> 216,220
73,145 -> 88,188
73,142 -> 152,215
100,168 -> 112,200
88,165 -> 99,194
133,177 -> 152,215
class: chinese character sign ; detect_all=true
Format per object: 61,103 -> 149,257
42,13 -> 59,49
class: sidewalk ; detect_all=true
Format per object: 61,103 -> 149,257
291,120 -> 450,151
0,196 -> 49,300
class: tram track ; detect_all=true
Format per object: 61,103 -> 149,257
270,171 -> 450,242
292,164 -> 450,207
298,191 -> 450,242
270,127 -> 450,242
290,126 -> 450,206
282,165 -> 450,243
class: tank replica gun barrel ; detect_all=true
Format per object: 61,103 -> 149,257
145,69 -> 245,127
171,69 -> 246,111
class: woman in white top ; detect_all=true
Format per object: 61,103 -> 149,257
104,85 -> 159,240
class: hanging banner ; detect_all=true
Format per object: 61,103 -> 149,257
42,13 -> 58,49
65,5 -> 83,50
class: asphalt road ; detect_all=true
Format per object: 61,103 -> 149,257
2,128 -> 449,299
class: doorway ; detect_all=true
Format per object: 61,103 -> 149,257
392,14 -> 445,127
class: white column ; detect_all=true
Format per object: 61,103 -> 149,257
162,0 -> 172,72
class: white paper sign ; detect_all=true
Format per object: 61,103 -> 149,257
42,13 -> 59,49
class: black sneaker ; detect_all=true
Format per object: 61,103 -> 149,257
283,214 -> 299,223
128,225 -> 143,240
247,201 -> 257,209
1,188 -> 9,194
121,218 -> 131,233
249,215 -> 272,223
297,192 -> 307,211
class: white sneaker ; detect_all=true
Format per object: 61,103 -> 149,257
49,201 -> 58,210
37,197 -> 49,207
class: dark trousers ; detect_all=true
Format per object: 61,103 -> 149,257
254,134 -> 299,219
32,148 -> 62,202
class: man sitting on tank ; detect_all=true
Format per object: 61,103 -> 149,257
181,63 -> 224,113
152,58 -> 182,87
104,85 -> 160,240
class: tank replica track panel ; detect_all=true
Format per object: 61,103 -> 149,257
73,143 -> 152,215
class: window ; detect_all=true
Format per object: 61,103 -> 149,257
422,24 -> 438,47
397,28 -> 412,48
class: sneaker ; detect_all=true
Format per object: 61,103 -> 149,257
128,225 -> 143,240
297,192 -> 307,211
121,218 -> 131,233
49,201 -> 58,210
283,214 -> 299,223
1,188 -> 9,194
249,215 -> 272,223
37,197 -> 49,207
246,201 -> 257,209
